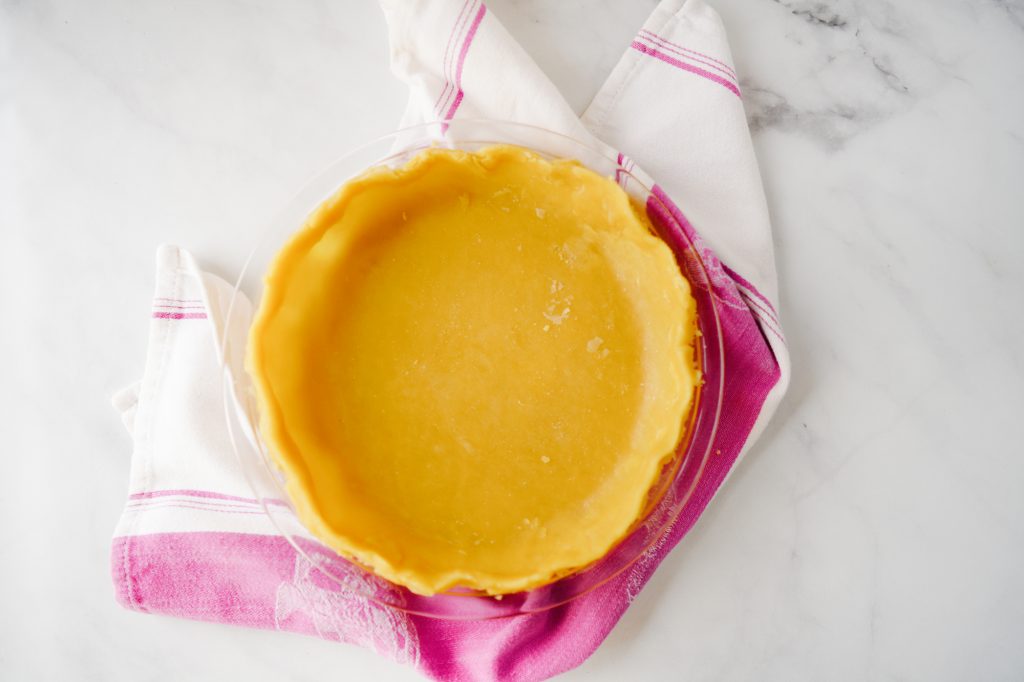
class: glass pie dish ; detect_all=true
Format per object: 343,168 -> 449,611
221,119 -> 724,620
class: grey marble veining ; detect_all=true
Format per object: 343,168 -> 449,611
1,0 -> 1022,680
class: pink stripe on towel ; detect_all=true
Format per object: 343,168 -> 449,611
631,41 -> 741,98
112,532 -> 421,665
128,489 -> 288,507
636,34 -> 738,85
722,263 -> 780,322
443,3 -> 487,121
639,30 -> 737,79
152,312 -> 207,320
433,0 -> 475,116
737,291 -> 787,345
125,502 -> 268,516
112,532 -> 297,619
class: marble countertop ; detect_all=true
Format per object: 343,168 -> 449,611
3,0 -> 1022,679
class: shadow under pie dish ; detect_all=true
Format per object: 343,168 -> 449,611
223,120 -> 724,616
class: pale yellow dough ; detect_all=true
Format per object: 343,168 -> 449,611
248,145 -> 698,595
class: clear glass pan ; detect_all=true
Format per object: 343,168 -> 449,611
222,119 -> 724,620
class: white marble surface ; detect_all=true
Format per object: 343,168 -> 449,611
2,0 -> 1023,679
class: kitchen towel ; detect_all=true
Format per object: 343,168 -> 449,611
111,0 -> 790,680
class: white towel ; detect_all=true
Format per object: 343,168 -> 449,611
111,2 -> 789,679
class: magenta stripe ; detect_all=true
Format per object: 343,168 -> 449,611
433,0 -> 474,116
435,84 -> 451,119
435,85 -> 452,121
111,533 -> 301,624
129,498 -> 265,511
636,34 -> 738,85
639,30 -> 737,78
454,5 -> 486,90
738,289 -> 782,331
126,502 -> 267,516
616,153 -> 639,188
443,4 -> 486,122
152,312 -> 207,319
631,41 -> 740,98
738,292 -> 786,345
443,90 -> 465,122
722,262 -> 779,321
738,287 -> 781,329
153,297 -> 201,303
432,0 -> 468,109
128,504 -> 265,516
128,489 -> 288,507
